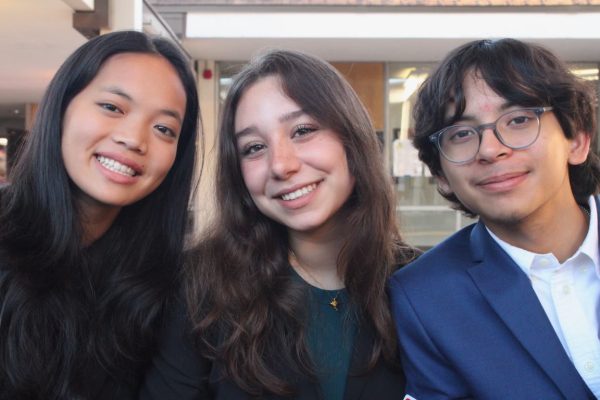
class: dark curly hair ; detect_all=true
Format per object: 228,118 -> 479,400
412,38 -> 600,216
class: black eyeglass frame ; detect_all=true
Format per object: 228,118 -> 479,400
428,106 -> 554,164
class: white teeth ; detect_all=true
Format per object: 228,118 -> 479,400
96,155 -> 136,177
281,183 -> 317,201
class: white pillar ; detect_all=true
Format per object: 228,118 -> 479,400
193,60 -> 218,234
104,0 -> 142,32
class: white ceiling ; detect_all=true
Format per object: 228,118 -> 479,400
0,0 -> 87,104
180,8 -> 600,62
181,37 -> 600,63
2,0 -> 600,118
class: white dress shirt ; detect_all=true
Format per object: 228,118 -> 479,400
487,196 -> 600,397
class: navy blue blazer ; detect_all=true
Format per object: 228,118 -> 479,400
389,215 -> 597,399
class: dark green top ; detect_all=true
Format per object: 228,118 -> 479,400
293,270 -> 357,400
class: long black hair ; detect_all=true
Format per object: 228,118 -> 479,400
0,30 -> 199,399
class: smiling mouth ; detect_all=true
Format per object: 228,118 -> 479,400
96,155 -> 137,177
280,183 -> 318,201
478,172 -> 527,186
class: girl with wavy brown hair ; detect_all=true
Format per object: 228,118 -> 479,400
141,49 -> 417,400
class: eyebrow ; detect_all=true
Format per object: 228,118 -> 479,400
279,109 -> 305,123
454,101 -> 515,124
101,85 -> 183,123
102,86 -> 132,101
235,109 -> 306,138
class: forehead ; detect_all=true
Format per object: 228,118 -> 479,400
240,75 -> 287,103
91,53 -> 183,93
464,73 -> 502,101
97,52 -> 161,76
234,76 -> 300,126
446,71 -> 509,120
80,52 -> 186,108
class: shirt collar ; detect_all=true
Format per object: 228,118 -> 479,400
581,196 -> 600,278
486,196 -> 599,277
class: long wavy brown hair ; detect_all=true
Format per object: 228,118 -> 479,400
186,49 -> 418,396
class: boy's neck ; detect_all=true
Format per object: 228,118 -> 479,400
484,199 -> 590,263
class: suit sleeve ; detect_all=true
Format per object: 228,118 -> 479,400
389,274 -> 472,400
138,300 -> 213,400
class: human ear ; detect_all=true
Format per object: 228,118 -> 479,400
568,131 -> 591,166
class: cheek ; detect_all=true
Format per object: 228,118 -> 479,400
342,163 -> 355,194
157,148 -> 179,178
437,163 -> 462,194
240,162 -> 265,195
61,115 -> 77,149
60,122 -> 80,174
62,101 -> 93,141
61,116 -> 103,160
437,176 -> 452,194
167,147 -> 178,168
348,174 -> 356,191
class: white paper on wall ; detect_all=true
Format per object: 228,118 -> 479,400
393,138 -> 423,177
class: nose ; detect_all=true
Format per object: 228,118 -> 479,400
112,120 -> 148,154
475,127 -> 511,162
270,136 -> 301,180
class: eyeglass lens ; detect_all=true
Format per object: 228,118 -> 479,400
438,109 -> 541,163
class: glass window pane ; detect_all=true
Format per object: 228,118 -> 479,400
388,63 -> 453,248
398,208 -> 477,250
570,64 -> 599,81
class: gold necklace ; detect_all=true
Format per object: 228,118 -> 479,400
289,251 -> 342,311
329,295 -> 340,311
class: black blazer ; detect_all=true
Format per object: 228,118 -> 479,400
139,302 -> 405,400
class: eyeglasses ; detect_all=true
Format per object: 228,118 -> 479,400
428,107 -> 553,164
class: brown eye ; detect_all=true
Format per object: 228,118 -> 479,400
98,103 -> 122,113
241,143 -> 266,157
292,124 -> 317,138
155,125 -> 177,138
446,127 -> 477,144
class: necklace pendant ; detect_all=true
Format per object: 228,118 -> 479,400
329,297 -> 339,311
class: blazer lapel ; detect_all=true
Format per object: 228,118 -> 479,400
467,222 -> 592,400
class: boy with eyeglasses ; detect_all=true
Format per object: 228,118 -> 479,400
390,38 -> 600,399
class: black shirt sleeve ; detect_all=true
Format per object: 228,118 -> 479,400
138,300 -> 213,400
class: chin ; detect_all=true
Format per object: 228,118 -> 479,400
480,208 -> 529,226
286,220 -> 325,233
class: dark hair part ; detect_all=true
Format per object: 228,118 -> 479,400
186,49 -> 417,396
0,30 -> 199,398
413,38 -> 600,216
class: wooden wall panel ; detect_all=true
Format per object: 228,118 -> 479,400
25,103 -> 38,132
331,62 -> 385,131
